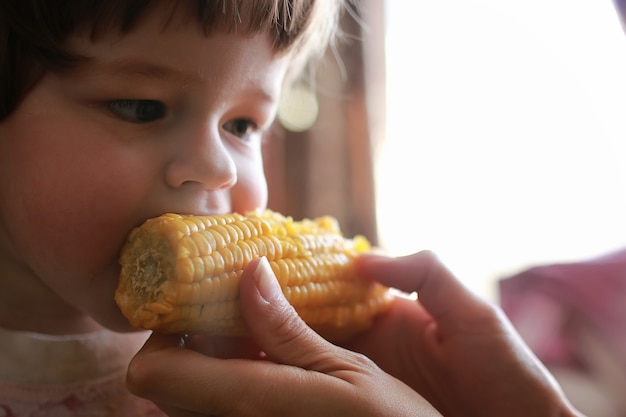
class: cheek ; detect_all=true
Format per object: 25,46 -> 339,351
2,123 -> 152,279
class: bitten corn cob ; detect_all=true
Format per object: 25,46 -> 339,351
115,210 -> 393,341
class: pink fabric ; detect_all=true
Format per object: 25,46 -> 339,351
0,328 -> 166,417
499,249 -> 626,372
0,373 -> 165,417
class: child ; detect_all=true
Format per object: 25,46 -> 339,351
0,0 -> 341,415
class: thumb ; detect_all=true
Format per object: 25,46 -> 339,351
239,257 -> 338,368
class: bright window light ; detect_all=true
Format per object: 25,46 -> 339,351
378,0 -> 626,299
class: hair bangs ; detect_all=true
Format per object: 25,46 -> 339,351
0,0 -> 343,119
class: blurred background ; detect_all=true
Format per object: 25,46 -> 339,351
264,1 -> 626,415
266,0 -> 626,299
380,0 -> 626,300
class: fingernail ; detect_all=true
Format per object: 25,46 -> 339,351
253,257 -> 281,302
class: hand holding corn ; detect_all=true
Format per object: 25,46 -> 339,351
126,255 -> 434,417
115,210 -> 394,341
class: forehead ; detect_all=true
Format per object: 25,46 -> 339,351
69,1 -> 288,80
65,15 -> 288,99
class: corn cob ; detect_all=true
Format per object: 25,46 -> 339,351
115,210 -> 393,341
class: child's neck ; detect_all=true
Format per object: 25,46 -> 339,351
0,279 -> 102,334
0,257 -> 105,334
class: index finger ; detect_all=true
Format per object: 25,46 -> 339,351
126,335 -> 362,416
356,250 -> 485,321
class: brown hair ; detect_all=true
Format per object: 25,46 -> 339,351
0,0 -> 342,120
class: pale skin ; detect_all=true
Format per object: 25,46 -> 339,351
0,3 -> 586,417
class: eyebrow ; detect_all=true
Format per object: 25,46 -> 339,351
75,58 -> 280,103
97,59 -> 202,83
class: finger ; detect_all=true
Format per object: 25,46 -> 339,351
128,333 -> 227,413
127,335 -> 264,414
127,337 -> 351,416
356,250 -> 484,321
137,332 -> 185,353
238,256 -> 345,369
135,332 -> 257,361
184,334 -> 262,359
134,318 -> 261,360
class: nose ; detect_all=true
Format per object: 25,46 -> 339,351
165,123 -> 237,190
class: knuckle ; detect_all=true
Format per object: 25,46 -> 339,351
125,353 -> 159,398
271,302 -> 308,340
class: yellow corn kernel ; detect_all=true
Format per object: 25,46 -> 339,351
115,210 -> 393,341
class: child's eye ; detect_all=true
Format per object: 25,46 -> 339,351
222,118 -> 258,139
106,99 -> 166,123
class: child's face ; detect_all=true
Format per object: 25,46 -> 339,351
0,6 -> 288,333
